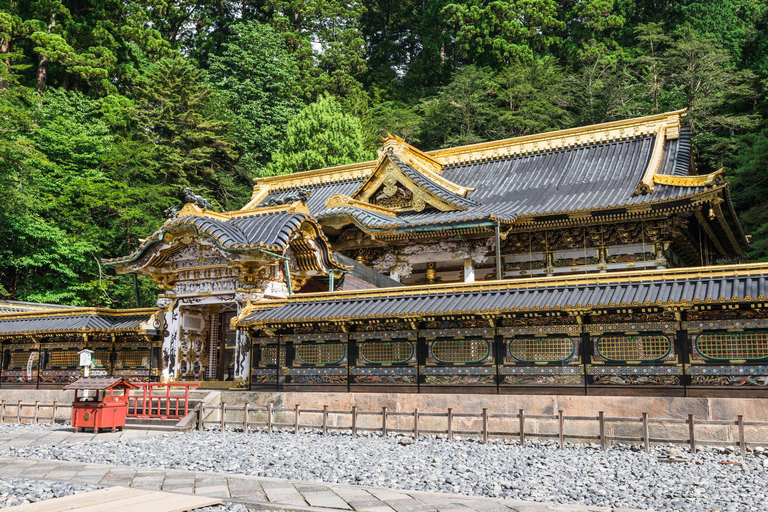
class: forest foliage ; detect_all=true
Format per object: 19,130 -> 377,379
1,0 -> 768,305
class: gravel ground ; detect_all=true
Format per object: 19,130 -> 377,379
0,478 -> 93,508
0,476 -> 257,511
5,427 -> 768,512
0,422 -> 66,434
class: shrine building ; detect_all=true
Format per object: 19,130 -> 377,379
3,109 -> 768,396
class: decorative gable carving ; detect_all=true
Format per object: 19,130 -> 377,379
351,135 -> 475,213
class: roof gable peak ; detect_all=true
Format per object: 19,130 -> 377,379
348,135 -> 475,213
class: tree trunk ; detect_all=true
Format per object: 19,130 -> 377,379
35,14 -> 57,93
0,39 -> 10,88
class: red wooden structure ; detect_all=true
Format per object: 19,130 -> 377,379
128,382 -> 199,419
64,377 -> 137,433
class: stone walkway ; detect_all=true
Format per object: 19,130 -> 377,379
0,428 -> 167,449
0,456 -> 648,512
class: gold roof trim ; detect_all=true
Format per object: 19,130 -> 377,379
653,169 -> 725,188
241,110 -> 687,207
0,307 -> 160,321
176,201 -> 309,219
436,109 -> 685,166
635,124 -> 668,194
237,262 -> 768,312
325,194 -> 398,217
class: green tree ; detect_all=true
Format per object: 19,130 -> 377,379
441,0 -> 563,68
134,57 -> 244,207
209,21 -> 301,176
492,58 -> 573,136
665,25 -> 758,169
730,130 -> 768,260
265,94 -> 369,175
419,65 -> 498,148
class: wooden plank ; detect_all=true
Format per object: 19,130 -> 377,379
5,486 -> 221,512
66,491 -> 222,512
4,487 -> 147,511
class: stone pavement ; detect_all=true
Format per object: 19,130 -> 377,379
0,456 -> 650,512
0,427 -> 167,449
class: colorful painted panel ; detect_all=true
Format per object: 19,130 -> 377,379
351,330 -> 417,341
422,365 -> 495,385
596,334 -> 671,362
351,366 -> 416,384
587,364 -> 680,385
295,342 -> 345,365
284,366 -> 346,384
359,341 -> 414,364
429,339 -> 490,364
500,365 -> 583,386
260,344 -> 284,366
115,349 -> 150,369
688,366 -> 768,386
92,349 -> 110,368
48,350 -> 78,369
9,351 -> 38,369
507,337 -> 575,363
694,331 -> 768,361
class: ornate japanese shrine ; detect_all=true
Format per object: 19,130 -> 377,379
3,109 -> 768,395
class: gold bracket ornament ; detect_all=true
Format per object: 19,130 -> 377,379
237,261 -> 268,286
149,271 -> 178,291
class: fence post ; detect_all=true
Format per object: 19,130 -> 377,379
267,402 -> 273,434
519,409 -> 525,447
414,408 -> 419,440
294,404 -> 300,434
447,408 -> 453,441
51,401 -> 58,424
642,412 -> 649,453
243,403 -> 249,433
197,405 -> 204,431
16,400 -> 21,424
351,406 -> 357,436
738,415 -> 745,458
382,407 -> 388,437
0,400 -> 5,423
33,401 -> 39,424
220,402 -> 226,434
322,405 -> 328,436
688,414 -> 696,454
558,410 -> 564,449
482,408 -> 488,444
599,411 -> 606,451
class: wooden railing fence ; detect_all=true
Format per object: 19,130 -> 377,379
200,403 -> 768,457
0,400 -> 72,425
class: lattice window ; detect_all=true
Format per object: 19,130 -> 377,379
430,339 -> 490,364
695,331 -> 768,361
296,343 -> 345,365
117,350 -> 150,368
261,345 -> 285,366
596,334 -> 670,361
206,314 -> 220,379
92,350 -> 110,368
10,351 -> 38,369
360,341 -> 414,364
49,350 -> 78,369
508,337 -> 575,363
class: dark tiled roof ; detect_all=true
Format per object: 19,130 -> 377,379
124,210 -> 309,258
254,130 -> 710,231
240,265 -> 768,324
0,310 -> 157,336
0,301 -> 75,314
64,377 -> 137,390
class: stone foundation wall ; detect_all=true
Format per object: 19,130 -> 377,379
2,389 -> 766,445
